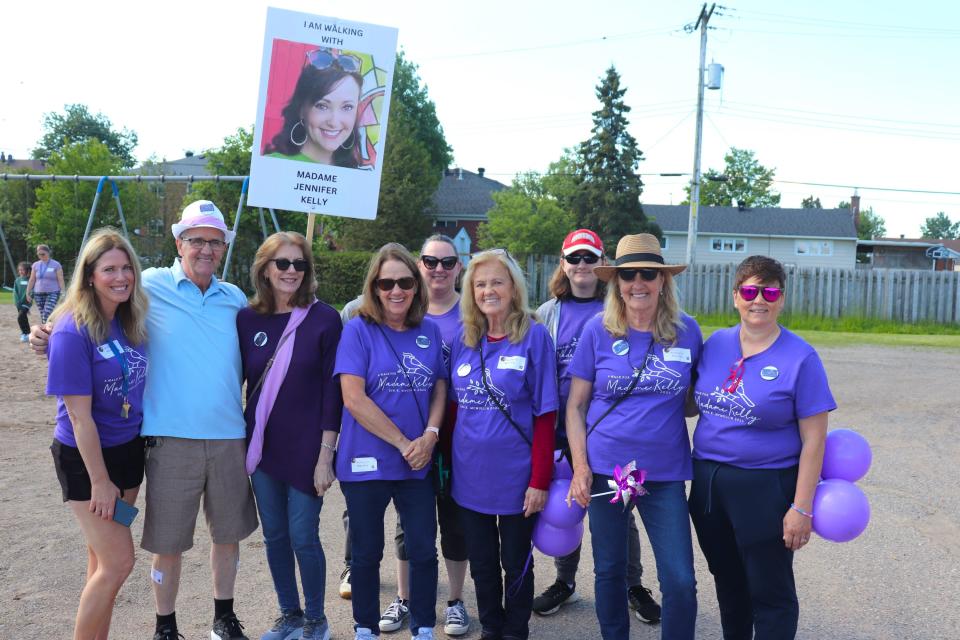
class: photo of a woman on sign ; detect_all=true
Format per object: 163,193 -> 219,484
265,48 -> 364,167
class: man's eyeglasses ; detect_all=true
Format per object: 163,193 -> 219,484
617,268 -> 659,282
421,255 -> 459,270
305,48 -> 362,74
563,253 -> 600,265
376,277 -> 417,291
738,285 -> 782,302
182,237 -> 226,251
270,258 -> 309,272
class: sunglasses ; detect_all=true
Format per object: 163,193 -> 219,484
375,277 -> 417,292
270,258 -> 309,272
563,253 -> 600,265
617,268 -> 660,282
305,48 -> 362,74
738,285 -> 782,302
421,255 -> 458,270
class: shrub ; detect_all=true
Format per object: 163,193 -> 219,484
314,250 -> 373,306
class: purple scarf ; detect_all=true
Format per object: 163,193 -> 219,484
245,300 -> 315,475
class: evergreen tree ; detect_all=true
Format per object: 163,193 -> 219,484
570,66 -> 657,248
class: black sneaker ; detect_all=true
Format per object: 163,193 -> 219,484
378,597 -> 410,632
153,626 -> 184,640
628,584 -> 661,623
532,580 -> 579,616
211,612 -> 249,639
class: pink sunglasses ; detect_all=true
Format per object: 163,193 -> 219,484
738,285 -> 782,303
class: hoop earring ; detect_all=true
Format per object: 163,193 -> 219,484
290,120 -> 307,146
340,131 -> 355,150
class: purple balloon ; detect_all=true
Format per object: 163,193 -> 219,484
533,517 -> 584,557
821,429 -> 872,482
541,479 -> 587,529
553,450 -> 573,480
812,479 -> 870,543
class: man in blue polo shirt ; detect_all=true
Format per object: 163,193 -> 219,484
30,200 -> 257,640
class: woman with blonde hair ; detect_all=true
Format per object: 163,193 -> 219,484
449,249 -> 558,640
46,228 -> 149,640
237,231 -> 343,640
566,233 -> 702,640
335,243 -> 448,640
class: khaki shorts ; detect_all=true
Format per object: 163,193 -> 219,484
141,436 -> 258,554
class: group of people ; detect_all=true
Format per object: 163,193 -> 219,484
36,198 -> 836,640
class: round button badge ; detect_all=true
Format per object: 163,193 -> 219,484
416,335 -> 431,349
612,339 -> 630,356
253,332 -> 268,347
760,366 -> 779,381
457,363 -> 472,377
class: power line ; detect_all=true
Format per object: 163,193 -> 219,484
774,179 -> 960,196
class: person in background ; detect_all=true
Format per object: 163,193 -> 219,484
533,229 -> 661,624
689,255 -> 835,639
46,228 -> 149,640
567,234 -> 701,640
14,261 -> 32,342
449,249 -> 558,640
27,243 -> 66,323
238,232 -> 342,640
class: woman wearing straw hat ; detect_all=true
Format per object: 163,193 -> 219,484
566,233 -> 702,640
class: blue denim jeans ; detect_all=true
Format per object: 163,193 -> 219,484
588,475 -> 697,640
251,469 -> 327,621
340,478 -> 438,634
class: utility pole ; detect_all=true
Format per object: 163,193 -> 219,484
685,2 -> 716,268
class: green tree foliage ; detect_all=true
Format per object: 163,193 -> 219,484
801,195 -> 822,209
569,67 -> 657,248
856,207 -> 886,240
688,147 -> 781,208
33,104 -> 139,168
0,171 -> 40,266
477,188 -> 575,257
338,52 -> 450,251
919,211 -> 959,239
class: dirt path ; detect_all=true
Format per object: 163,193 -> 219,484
1,306 -> 957,639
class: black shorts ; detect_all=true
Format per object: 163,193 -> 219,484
51,436 -> 146,502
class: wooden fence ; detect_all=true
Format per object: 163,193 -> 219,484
522,256 -> 960,324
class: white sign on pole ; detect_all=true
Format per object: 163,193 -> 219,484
248,7 -> 398,219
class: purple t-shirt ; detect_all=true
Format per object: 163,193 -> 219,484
237,303 -> 343,496
692,325 -> 836,469
450,322 -> 559,515
555,299 -> 604,422
426,300 -> 461,368
567,314 -> 702,480
334,317 -> 448,482
32,258 -> 62,293
47,313 -> 147,448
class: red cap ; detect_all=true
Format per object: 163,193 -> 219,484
562,229 -> 604,257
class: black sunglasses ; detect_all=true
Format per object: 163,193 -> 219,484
270,258 -> 309,272
617,268 -> 660,282
375,277 -> 417,291
421,255 -> 459,270
563,253 -> 600,265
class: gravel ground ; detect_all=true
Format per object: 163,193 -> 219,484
1,306 -> 957,639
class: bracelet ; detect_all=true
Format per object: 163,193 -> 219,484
790,503 -> 813,518
425,426 -> 440,440
320,442 -> 337,453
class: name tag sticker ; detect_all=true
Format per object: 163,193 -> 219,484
663,348 -> 691,363
497,355 -> 527,371
351,457 -> 378,473
96,340 -> 123,360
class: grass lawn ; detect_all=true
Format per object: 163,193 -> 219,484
0,291 -> 11,305
701,325 -> 960,349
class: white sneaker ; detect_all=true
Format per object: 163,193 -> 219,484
443,600 -> 469,636
339,567 -> 352,599
20,334 -> 29,343
379,597 -> 410,632
354,628 -> 376,640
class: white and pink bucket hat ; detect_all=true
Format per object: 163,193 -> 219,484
170,200 -> 235,244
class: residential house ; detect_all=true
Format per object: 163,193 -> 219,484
431,167 -> 508,249
857,237 -> 960,271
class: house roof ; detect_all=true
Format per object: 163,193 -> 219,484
644,204 -> 857,239
0,158 -> 47,172
158,155 -> 210,176
432,168 -> 508,219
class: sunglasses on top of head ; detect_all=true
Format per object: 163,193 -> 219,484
305,48 -> 362,74
376,277 -> 417,291
738,285 -> 782,302
617,268 -> 660,282
421,255 -> 459,270
270,258 -> 309,272
563,253 -> 600,265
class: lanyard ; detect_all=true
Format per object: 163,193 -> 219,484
107,340 -> 131,418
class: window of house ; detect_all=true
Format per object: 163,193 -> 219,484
659,236 -> 669,250
434,219 -> 457,228
795,239 -> 833,256
710,237 -> 747,253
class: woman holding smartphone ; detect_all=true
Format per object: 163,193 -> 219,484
46,228 -> 149,640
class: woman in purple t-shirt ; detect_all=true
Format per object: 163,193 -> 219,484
46,228 -> 149,640
335,243 -> 449,640
237,232 -> 342,640
689,256 -> 836,639
26,243 -> 66,323
566,234 -> 701,640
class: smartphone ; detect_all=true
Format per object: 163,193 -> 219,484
113,498 -> 139,527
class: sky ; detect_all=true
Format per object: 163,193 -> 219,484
1,0 -> 958,238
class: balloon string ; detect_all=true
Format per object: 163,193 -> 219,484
506,543 -> 535,599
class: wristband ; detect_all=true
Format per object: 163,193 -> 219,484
320,442 -> 337,453
425,426 -> 440,439
790,503 -> 813,518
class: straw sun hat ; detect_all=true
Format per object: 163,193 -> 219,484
593,233 -> 686,282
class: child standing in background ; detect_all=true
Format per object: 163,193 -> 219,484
13,261 -> 31,342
